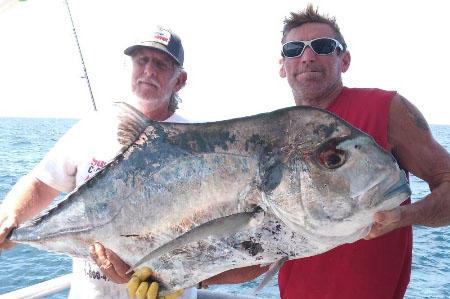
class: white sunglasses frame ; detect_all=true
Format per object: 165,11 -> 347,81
281,37 -> 344,58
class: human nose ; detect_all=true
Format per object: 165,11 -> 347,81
143,60 -> 156,76
300,46 -> 316,63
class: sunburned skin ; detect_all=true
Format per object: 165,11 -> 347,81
398,95 -> 430,131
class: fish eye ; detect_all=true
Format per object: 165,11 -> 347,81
323,150 -> 345,168
314,140 -> 346,169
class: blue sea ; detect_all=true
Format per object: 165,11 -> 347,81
0,117 -> 449,298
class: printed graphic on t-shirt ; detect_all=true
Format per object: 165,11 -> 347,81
83,260 -> 110,282
84,157 -> 107,182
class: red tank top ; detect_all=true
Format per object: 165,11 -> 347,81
278,87 -> 412,299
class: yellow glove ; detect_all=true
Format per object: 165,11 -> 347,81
157,289 -> 184,299
126,267 -> 184,299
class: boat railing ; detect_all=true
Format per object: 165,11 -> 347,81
0,274 -> 72,299
0,275 -> 259,299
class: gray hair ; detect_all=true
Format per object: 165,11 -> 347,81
169,92 -> 182,112
168,65 -> 186,112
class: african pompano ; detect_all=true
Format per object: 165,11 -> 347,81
8,102 -> 410,294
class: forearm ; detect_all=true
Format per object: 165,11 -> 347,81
387,94 -> 450,229
401,180 -> 450,228
202,265 -> 269,286
1,174 -> 60,224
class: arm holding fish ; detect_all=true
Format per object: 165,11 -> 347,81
90,242 -> 134,284
89,242 -> 162,292
0,118 -> 135,284
201,264 -> 270,287
90,245 -> 184,299
92,248 -> 181,299
0,175 -> 60,249
91,242 -> 186,298
125,266 -> 184,299
123,264 -> 268,298
0,120 -> 86,249
365,93 -> 450,239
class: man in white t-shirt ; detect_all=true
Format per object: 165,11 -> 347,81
0,26 -> 197,299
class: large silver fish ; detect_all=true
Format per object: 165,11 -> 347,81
8,102 -> 410,294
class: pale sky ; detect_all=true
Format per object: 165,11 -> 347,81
1,0 -> 449,124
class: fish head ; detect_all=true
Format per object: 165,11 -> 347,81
260,111 -> 411,244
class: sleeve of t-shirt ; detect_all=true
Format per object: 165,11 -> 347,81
31,116 -> 90,193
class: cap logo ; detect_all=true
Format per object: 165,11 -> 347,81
149,29 -> 171,46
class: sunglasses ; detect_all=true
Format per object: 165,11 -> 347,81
282,38 -> 344,58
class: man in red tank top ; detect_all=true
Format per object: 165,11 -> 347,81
203,4 -> 450,299
274,4 -> 450,299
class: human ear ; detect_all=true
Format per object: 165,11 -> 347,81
341,51 -> 351,73
174,71 -> 187,92
279,58 -> 286,78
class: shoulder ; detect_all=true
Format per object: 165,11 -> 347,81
342,87 -> 396,99
71,103 -> 127,136
332,87 -> 396,112
387,93 -> 432,167
387,93 -> 450,191
389,94 -> 430,131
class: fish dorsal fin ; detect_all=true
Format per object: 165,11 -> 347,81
113,102 -> 153,147
253,256 -> 288,295
127,207 -> 265,273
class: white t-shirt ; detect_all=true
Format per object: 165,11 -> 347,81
32,103 -> 197,299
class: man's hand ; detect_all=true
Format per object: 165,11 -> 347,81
0,213 -> 18,250
364,207 -> 402,240
0,176 -> 61,252
126,267 -> 184,299
90,242 -> 133,284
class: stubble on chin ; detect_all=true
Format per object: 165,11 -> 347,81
290,75 -> 321,94
291,79 -> 330,105
132,85 -> 160,102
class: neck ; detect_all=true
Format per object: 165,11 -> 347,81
293,82 -> 344,109
126,93 -> 174,121
139,104 -> 174,121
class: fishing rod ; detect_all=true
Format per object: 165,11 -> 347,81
63,0 -> 97,111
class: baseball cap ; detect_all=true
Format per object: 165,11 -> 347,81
124,26 -> 184,66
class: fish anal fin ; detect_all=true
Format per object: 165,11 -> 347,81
253,256 -> 288,295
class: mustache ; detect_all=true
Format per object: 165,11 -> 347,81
295,65 -> 324,75
137,78 -> 160,89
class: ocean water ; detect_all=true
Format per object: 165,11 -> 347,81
0,117 -> 449,298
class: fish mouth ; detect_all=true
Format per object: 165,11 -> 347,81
359,170 -> 411,213
381,170 -> 411,203
296,171 -> 411,243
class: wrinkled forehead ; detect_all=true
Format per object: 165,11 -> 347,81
285,23 -> 338,42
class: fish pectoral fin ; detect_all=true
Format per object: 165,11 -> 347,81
253,256 -> 288,295
127,207 -> 265,273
